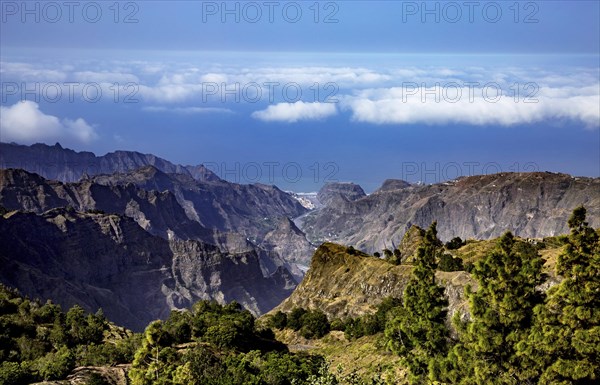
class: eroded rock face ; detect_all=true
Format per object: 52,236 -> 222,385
317,182 -> 366,207
301,173 -> 600,253
271,243 -> 472,322
0,167 -> 311,275
260,217 -> 318,279
0,208 -> 295,331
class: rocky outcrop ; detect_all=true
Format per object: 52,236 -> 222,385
0,208 -> 295,331
271,242 -> 472,321
300,173 -> 600,253
374,179 -> 411,193
317,182 -> 366,207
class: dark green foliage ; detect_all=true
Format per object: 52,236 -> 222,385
287,307 -> 308,331
87,372 -> 111,385
463,261 -> 475,273
445,237 -> 466,250
384,248 -> 402,265
129,301 -> 324,385
0,284 -> 137,383
0,362 -> 31,385
436,231 -> 546,384
163,310 -> 192,344
343,297 -> 402,340
276,308 -> 331,340
373,252 -> 381,258
517,206 -> 600,384
329,318 -> 346,332
299,310 -> 330,339
33,345 -> 75,381
269,311 -> 288,330
65,305 -> 106,346
347,246 -> 357,255
438,253 -> 464,272
385,222 -> 449,384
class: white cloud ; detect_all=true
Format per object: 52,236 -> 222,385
1,58 -> 598,128
0,101 -> 98,144
252,101 -> 337,123
341,84 -> 600,128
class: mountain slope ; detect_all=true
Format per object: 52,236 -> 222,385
272,242 -> 472,321
301,172 -> 600,253
0,167 -> 310,278
0,208 -> 295,331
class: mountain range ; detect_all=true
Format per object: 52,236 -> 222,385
1,142 -> 599,331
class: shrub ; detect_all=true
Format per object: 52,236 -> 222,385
445,236 -> 466,250
438,253 -> 464,272
287,308 -> 308,331
269,311 -> 287,330
299,310 -> 330,339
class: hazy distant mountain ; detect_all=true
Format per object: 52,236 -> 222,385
0,142 -> 219,183
0,207 -> 295,331
300,172 -> 600,253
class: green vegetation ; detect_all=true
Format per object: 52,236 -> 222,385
129,301 -> 325,385
384,222 -> 449,384
1,207 -> 597,384
517,206 -> 600,384
270,307 -> 331,340
435,231 -> 545,384
341,297 -> 402,341
0,285 -> 140,385
437,253 -> 464,272
445,237 -> 466,250
301,207 -> 598,384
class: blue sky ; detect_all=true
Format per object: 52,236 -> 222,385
1,1 -> 599,191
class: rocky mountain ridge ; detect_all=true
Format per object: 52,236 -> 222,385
0,207 -> 295,331
0,142 -> 219,183
0,167 -> 311,279
271,242 -> 472,322
301,172 -> 600,253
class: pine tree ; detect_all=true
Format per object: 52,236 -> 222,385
385,222 -> 449,384
518,206 -> 600,384
437,231 -> 545,384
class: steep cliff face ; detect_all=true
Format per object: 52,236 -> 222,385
260,217 -> 318,277
0,208 -> 295,331
88,166 -> 308,239
0,168 -> 311,275
271,243 -> 472,321
301,173 -> 600,253
0,142 -> 308,239
0,168 -> 216,242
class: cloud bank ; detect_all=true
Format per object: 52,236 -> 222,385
0,101 -> 97,144
252,101 -> 337,123
2,59 -> 598,128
